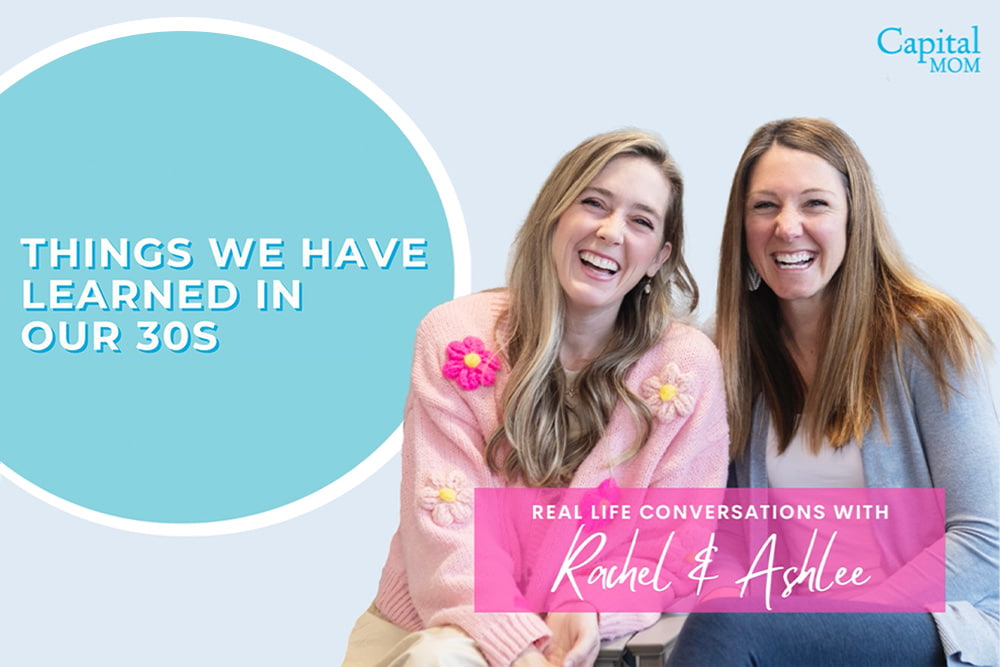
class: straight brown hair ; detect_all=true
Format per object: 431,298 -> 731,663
717,118 -> 988,457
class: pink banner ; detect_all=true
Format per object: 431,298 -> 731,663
474,487 -> 945,613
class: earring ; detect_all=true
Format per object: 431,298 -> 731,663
643,278 -> 653,294
747,265 -> 761,291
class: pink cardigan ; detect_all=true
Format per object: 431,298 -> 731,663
373,291 -> 729,666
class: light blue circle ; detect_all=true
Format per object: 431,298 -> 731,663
0,30 -> 457,525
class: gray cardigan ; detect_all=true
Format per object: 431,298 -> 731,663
732,342 -> 1000,666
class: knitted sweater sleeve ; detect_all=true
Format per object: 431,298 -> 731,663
595,326 -> 731,641
649,328 -> 730,490
904,349 -> 999,665
396,305 -> 551,666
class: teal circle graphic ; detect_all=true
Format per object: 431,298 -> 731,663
0,22 -> 464,531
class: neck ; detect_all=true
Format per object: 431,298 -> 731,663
779,299 -> 828,387
560,308 -> 616,371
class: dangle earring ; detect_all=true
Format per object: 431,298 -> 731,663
643,277 -> 653,295
747,264 -> 761,291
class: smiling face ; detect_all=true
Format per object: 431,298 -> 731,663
551,155 -> 672,327
744,144 -> 848,318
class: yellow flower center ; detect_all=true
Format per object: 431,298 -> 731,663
659,383 -> 677,402
463,352 -> 481,369
438,487 -> 457,503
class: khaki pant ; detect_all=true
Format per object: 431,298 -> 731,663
342,606 -> 489,667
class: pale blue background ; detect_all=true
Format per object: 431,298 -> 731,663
0,29 -> 453,523
1,1 -> 996,665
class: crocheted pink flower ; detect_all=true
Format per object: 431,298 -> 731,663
419,470 -> 473,526
643,362 -> 695,420
442,336 -> 500,390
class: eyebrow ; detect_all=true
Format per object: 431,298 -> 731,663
748,187 -> 838,198
583,186 -> 666,220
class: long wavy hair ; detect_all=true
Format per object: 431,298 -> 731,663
485,130 -> 698,486
717,117 -> 988,458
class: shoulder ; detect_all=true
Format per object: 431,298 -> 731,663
888,297 -> 988,378
893,323 -> 984,388
649,321 -> 722,371
416,289 -> 508,348
630,321 -> 723,395
884,325 -> 998,429
411,290 -> 509,395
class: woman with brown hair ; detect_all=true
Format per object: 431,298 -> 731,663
667,117 -> 999,665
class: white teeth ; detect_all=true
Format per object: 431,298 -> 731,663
580,251 -> 619,273
774,251 -> 814,266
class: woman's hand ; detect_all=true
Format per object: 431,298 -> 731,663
543,612 -> 600,667
511,645 -> 558,667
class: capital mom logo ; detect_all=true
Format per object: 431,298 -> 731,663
878,25 -> 981,74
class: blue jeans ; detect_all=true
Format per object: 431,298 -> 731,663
665,612 -> 944,666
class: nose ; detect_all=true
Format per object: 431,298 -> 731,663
596,212 -> 625,245
774,206 -> 803,241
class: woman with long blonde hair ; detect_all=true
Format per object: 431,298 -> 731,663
667,117 -> 999,666
342,130 -> 729,666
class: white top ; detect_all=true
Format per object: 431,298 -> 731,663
765,419 -> 865,488
765,418 -> 883,583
